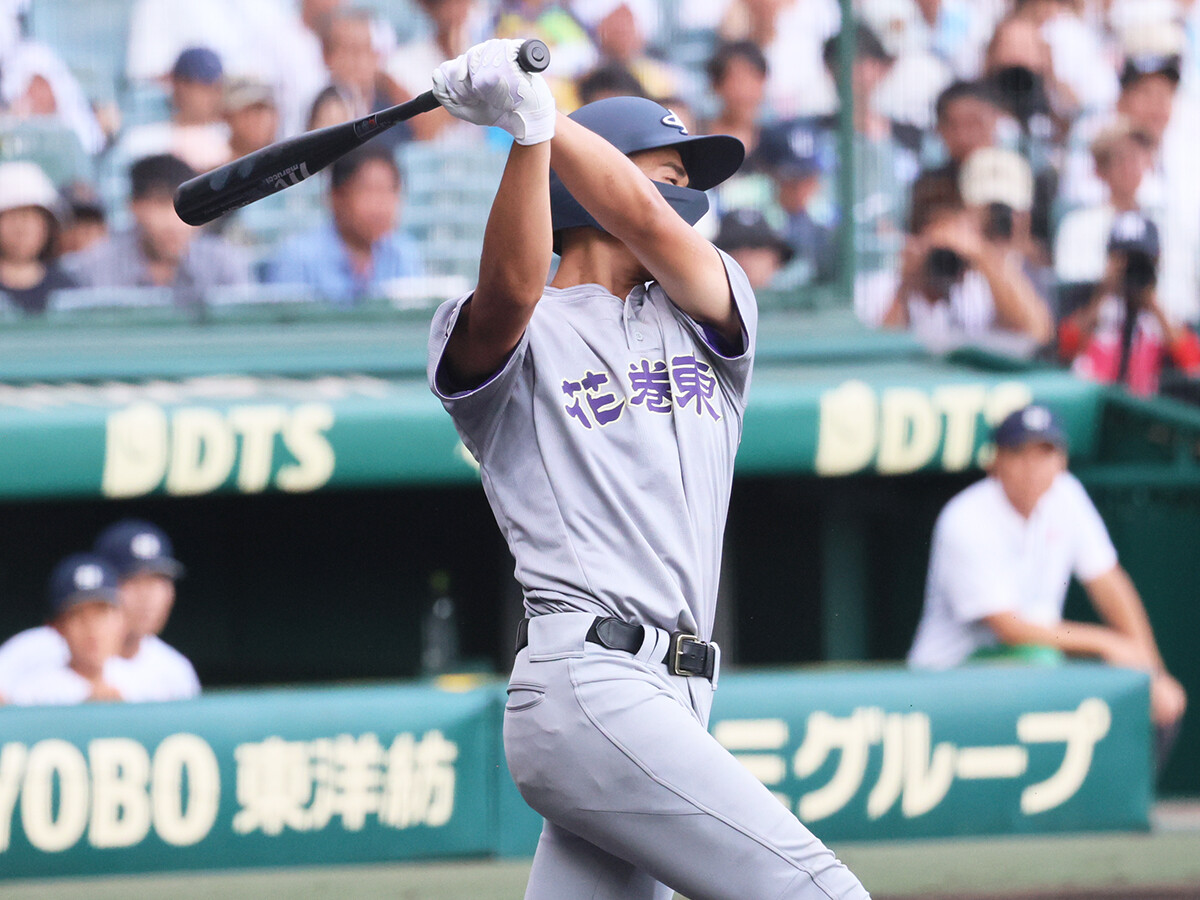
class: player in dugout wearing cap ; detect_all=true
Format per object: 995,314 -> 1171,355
0,520 -> 199,704
426,40 -> 868,900
3,554 -> 130,706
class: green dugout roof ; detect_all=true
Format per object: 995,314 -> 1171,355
0,305 -> 1113,501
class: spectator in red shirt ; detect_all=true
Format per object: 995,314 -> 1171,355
1060,211 -> 1200,395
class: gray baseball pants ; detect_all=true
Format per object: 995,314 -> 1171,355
504,612 -> 870,900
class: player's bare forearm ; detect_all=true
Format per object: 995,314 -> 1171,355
976,252 -> 1053,344
1085,566 -> 1165,670
549,114 -> 739,342
984,611 -> 1159,671
446,141 -> 552,386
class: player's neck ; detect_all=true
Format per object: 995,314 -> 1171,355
69,657 -> 105,681
551,234 -> 647,299
120,633 -> 145,659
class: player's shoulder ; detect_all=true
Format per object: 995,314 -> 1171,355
1046,471 -> 1096,511
138,635 -> 195,670
0,624 -> 60,653
7,666 -> 85,706
940,476 -> 1004,524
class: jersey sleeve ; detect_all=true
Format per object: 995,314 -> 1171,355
427,292 -> 531,459
929,501 -> 1019,622
1062,474 -> 1119,581
669,249 -> 758,406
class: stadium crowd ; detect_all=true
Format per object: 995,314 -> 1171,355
1,0 -> 1200,399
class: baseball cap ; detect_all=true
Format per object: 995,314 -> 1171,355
1107,210 -> 1160,258
958,147 -> 1033,213
93,520 -> 185,580
1119,22 -> 1184,88
224,77 -> 276,113
754,119 -> 821,180
47,553 -> 120,618
172,47 -> 223,84
992,405 -> 1067,451
715,208 -> 794,262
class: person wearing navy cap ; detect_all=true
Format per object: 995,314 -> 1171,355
93,519 -> 199,703
4,554 -> 132,706
1059,211 -> 1200,396
908,404 -> 1186,769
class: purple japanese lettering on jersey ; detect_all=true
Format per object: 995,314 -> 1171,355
670,355 -> 721,421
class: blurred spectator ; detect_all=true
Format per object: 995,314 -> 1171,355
716,0 -> 841,120
577,62 -> 648,105
223,78 -> 280,160
0,39 -> 106,154
493,0 -> 599,110
58,181 -> 109,256
1059,212 -> 1200,396
867,200 -> 1053,352
119,47 -> 232,173
93,519 -> 200,703
753,118 -> 836,284
311,7 -> 410,147
264,145 -> 423,305
714,207 -> 793,289
1061,21 -> 1200,324
910,79 -> 1057,257
982,14 -> 1066,164
911,80 -> 1002,222
958,147 -> 1055,310
907,404 -> 1187,769
910,0 -> 1005,79
63,154 -> 251,305
2,554 -> 128,706
125,0 -> 345,137
819,23 -> 918,277
0,160 -> 75,314
704,41 -> 768,159
387,0 -> 492,142
1013,0 -> 1119,116
573,0 -> 687,103
1055,118 -> 1153,295
862,0 -> 954,132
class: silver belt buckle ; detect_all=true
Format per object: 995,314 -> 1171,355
671,632 -> 703,676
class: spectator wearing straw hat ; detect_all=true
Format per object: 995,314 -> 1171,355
0,160 -> 76,315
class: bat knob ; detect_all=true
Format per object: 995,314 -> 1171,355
518,39 -> 550,73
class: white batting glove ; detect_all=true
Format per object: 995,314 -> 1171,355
431,39 -> 555,145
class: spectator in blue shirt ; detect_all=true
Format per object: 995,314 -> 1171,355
265,144 -> 423,304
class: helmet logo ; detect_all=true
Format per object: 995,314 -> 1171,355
131,532 -> 161,559
661,111 -> 688,134
74,564 -> 104,590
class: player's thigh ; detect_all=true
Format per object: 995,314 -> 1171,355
524,818 -> 672,900
507,652 -> 867,900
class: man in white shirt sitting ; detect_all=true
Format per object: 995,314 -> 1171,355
907,404 -> 1187,768
4,555 -> 129,706
92,520 -> 201,703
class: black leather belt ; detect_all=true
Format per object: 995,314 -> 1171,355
514,616 -> 716,680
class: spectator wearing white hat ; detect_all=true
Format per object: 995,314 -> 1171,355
0,161 -> 76,315
958,146 -> 1055,311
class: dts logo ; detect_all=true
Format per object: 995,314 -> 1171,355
102,402 -> 335,498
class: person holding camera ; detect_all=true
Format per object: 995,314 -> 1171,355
1059,211 -> 1200,396
874,197 -> 1053,354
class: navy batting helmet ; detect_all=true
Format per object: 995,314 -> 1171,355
550,97 -> 744,249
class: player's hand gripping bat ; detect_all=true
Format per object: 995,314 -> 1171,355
173,39 -> 549,226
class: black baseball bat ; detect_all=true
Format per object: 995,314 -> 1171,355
174,39 -> 550,226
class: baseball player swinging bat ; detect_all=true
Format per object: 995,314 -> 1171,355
172,39 -> 550,227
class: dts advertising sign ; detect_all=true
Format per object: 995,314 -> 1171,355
0,665 -> 1150,879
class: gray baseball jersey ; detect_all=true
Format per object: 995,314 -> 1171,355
427,249 -> 757,641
